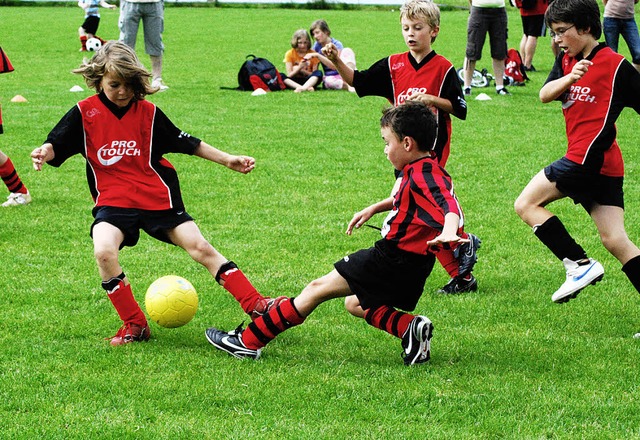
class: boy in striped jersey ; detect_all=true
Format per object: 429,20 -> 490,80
206,101 -> 476,365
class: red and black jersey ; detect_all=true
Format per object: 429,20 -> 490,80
45,93 -> 201,210
381,156 -> 463,255
546,43 -> 640,176
515,0 -> 548,16
353,51 -> 467,166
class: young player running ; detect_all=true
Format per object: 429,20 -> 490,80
205,101 -> 478,365
514,0 -> 640,325
31,41 -> 281,345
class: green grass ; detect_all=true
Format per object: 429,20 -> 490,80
1,5 -> 640,439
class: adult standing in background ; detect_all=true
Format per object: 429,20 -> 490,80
603,0 -> 640,72
515,0 -> 548,71
119,0 -> 168,90
463,0 -> 510,96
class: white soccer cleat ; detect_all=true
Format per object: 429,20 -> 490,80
552,258 -> 604,303
151,78 -> 169,92
2,191 -> 31,207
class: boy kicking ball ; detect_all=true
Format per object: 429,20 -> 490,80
206,101 -> 477,365
514,0 -> 640,320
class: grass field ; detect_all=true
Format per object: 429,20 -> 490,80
1,4 -> 640,439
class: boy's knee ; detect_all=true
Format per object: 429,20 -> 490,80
94,247 -> 118,266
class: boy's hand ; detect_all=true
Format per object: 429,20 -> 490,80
426,233 -> 469,247
227,155 -> 255,174
321,43 -> 339,62
31,144 -> 54,171
346,206 -> 376,235
570,59 -> 593,83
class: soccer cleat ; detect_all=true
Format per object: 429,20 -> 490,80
552,258 -> 604,303
151,78 -> 169,92
205,324 -> 261,360
109,322 -> 150,346
2,191 -> 31,207
455,233 -> 481,277
437,275 -> 478,294
496,87 -> 511,96
463,87 -> 472,96
250,296 -> 287,321
401,315 -> 434,366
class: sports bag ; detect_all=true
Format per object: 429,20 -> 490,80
238,55 -> 285,92
504,48 -> 529,85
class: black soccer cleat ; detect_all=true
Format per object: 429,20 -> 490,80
455,233 -> 482,278
205,324 -> 261,360
437,275 -> 478,294
401,315 -> 434,366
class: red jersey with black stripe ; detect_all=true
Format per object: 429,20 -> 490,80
546,44 -> 640,176
353,51 -> 467,166
381,156 -> 463,255
46,93 -> 201,210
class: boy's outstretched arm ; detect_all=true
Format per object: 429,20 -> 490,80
426,212 -> 469,247
322,43 -> 355,86
540,59 -> 593,103
193,141 -> 255,174
346,197 -> 394,235
31,143 -> 55,171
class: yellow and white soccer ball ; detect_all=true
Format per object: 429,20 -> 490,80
145,275 -> 198,328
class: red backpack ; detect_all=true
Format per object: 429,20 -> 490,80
504,49 -> 529,85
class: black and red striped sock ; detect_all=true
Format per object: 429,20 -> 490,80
241,298 -> 305,349
364,305 -> 414,339
0,157 -> 27,194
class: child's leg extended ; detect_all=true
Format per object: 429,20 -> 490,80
591,204 -> 640,291
168,220 -> 266,317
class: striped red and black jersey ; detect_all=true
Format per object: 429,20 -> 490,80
545,43 -> 640,176
353,51 -> 467,166
381,156 -> 463,255
45,93 -> 201,210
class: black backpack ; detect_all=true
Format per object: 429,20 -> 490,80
238,55 -> 286,92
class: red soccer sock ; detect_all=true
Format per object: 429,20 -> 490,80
105,280 -> 147,326
0,158 -> 28,194
436,248 -> 459,278
364,305 -> 414,339
242,298 -> 305,350
217,262 -> 264,316
79,35 -> 87,51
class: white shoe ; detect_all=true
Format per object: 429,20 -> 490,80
151,78 -> 169,92
552,258 -> 604,303
2,191 -> 31,207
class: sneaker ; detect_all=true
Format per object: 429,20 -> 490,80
2,191 -> 31,207
523,64 -> 537,72
552,258 -> 604,303
109,322 -> 150,346
437,275 -> 478,294
151,78 -> 169,92
401,315 -> 433,366
496,87 -> 511,96
205,324 -> 261,360
634,332 -> 640,339
455,233 -> 481,277
463,87 -> 472,96
251,296 -> 287,321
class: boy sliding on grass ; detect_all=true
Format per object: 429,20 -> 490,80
514,0 -> 640,321
31,41 -> 282,345
205,101 -> 478,365
322,0 -> 480,296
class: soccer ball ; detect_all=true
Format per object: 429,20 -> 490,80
145,275 -> 198,328
86,37 -> 102,52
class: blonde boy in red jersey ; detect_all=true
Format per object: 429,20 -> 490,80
31,42 -> 281,345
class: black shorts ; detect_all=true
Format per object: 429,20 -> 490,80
521,15 -> 546,37
91,206 -> 194,249
334,239 -> 435,312
544,157 -> 624,212
82,15 -> 100,35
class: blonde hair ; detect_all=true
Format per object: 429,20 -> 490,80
72,40 -> 156,101
290,29 -> 312,49
400,0 -> 441,42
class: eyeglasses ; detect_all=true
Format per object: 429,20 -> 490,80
550,25 -> 575,40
